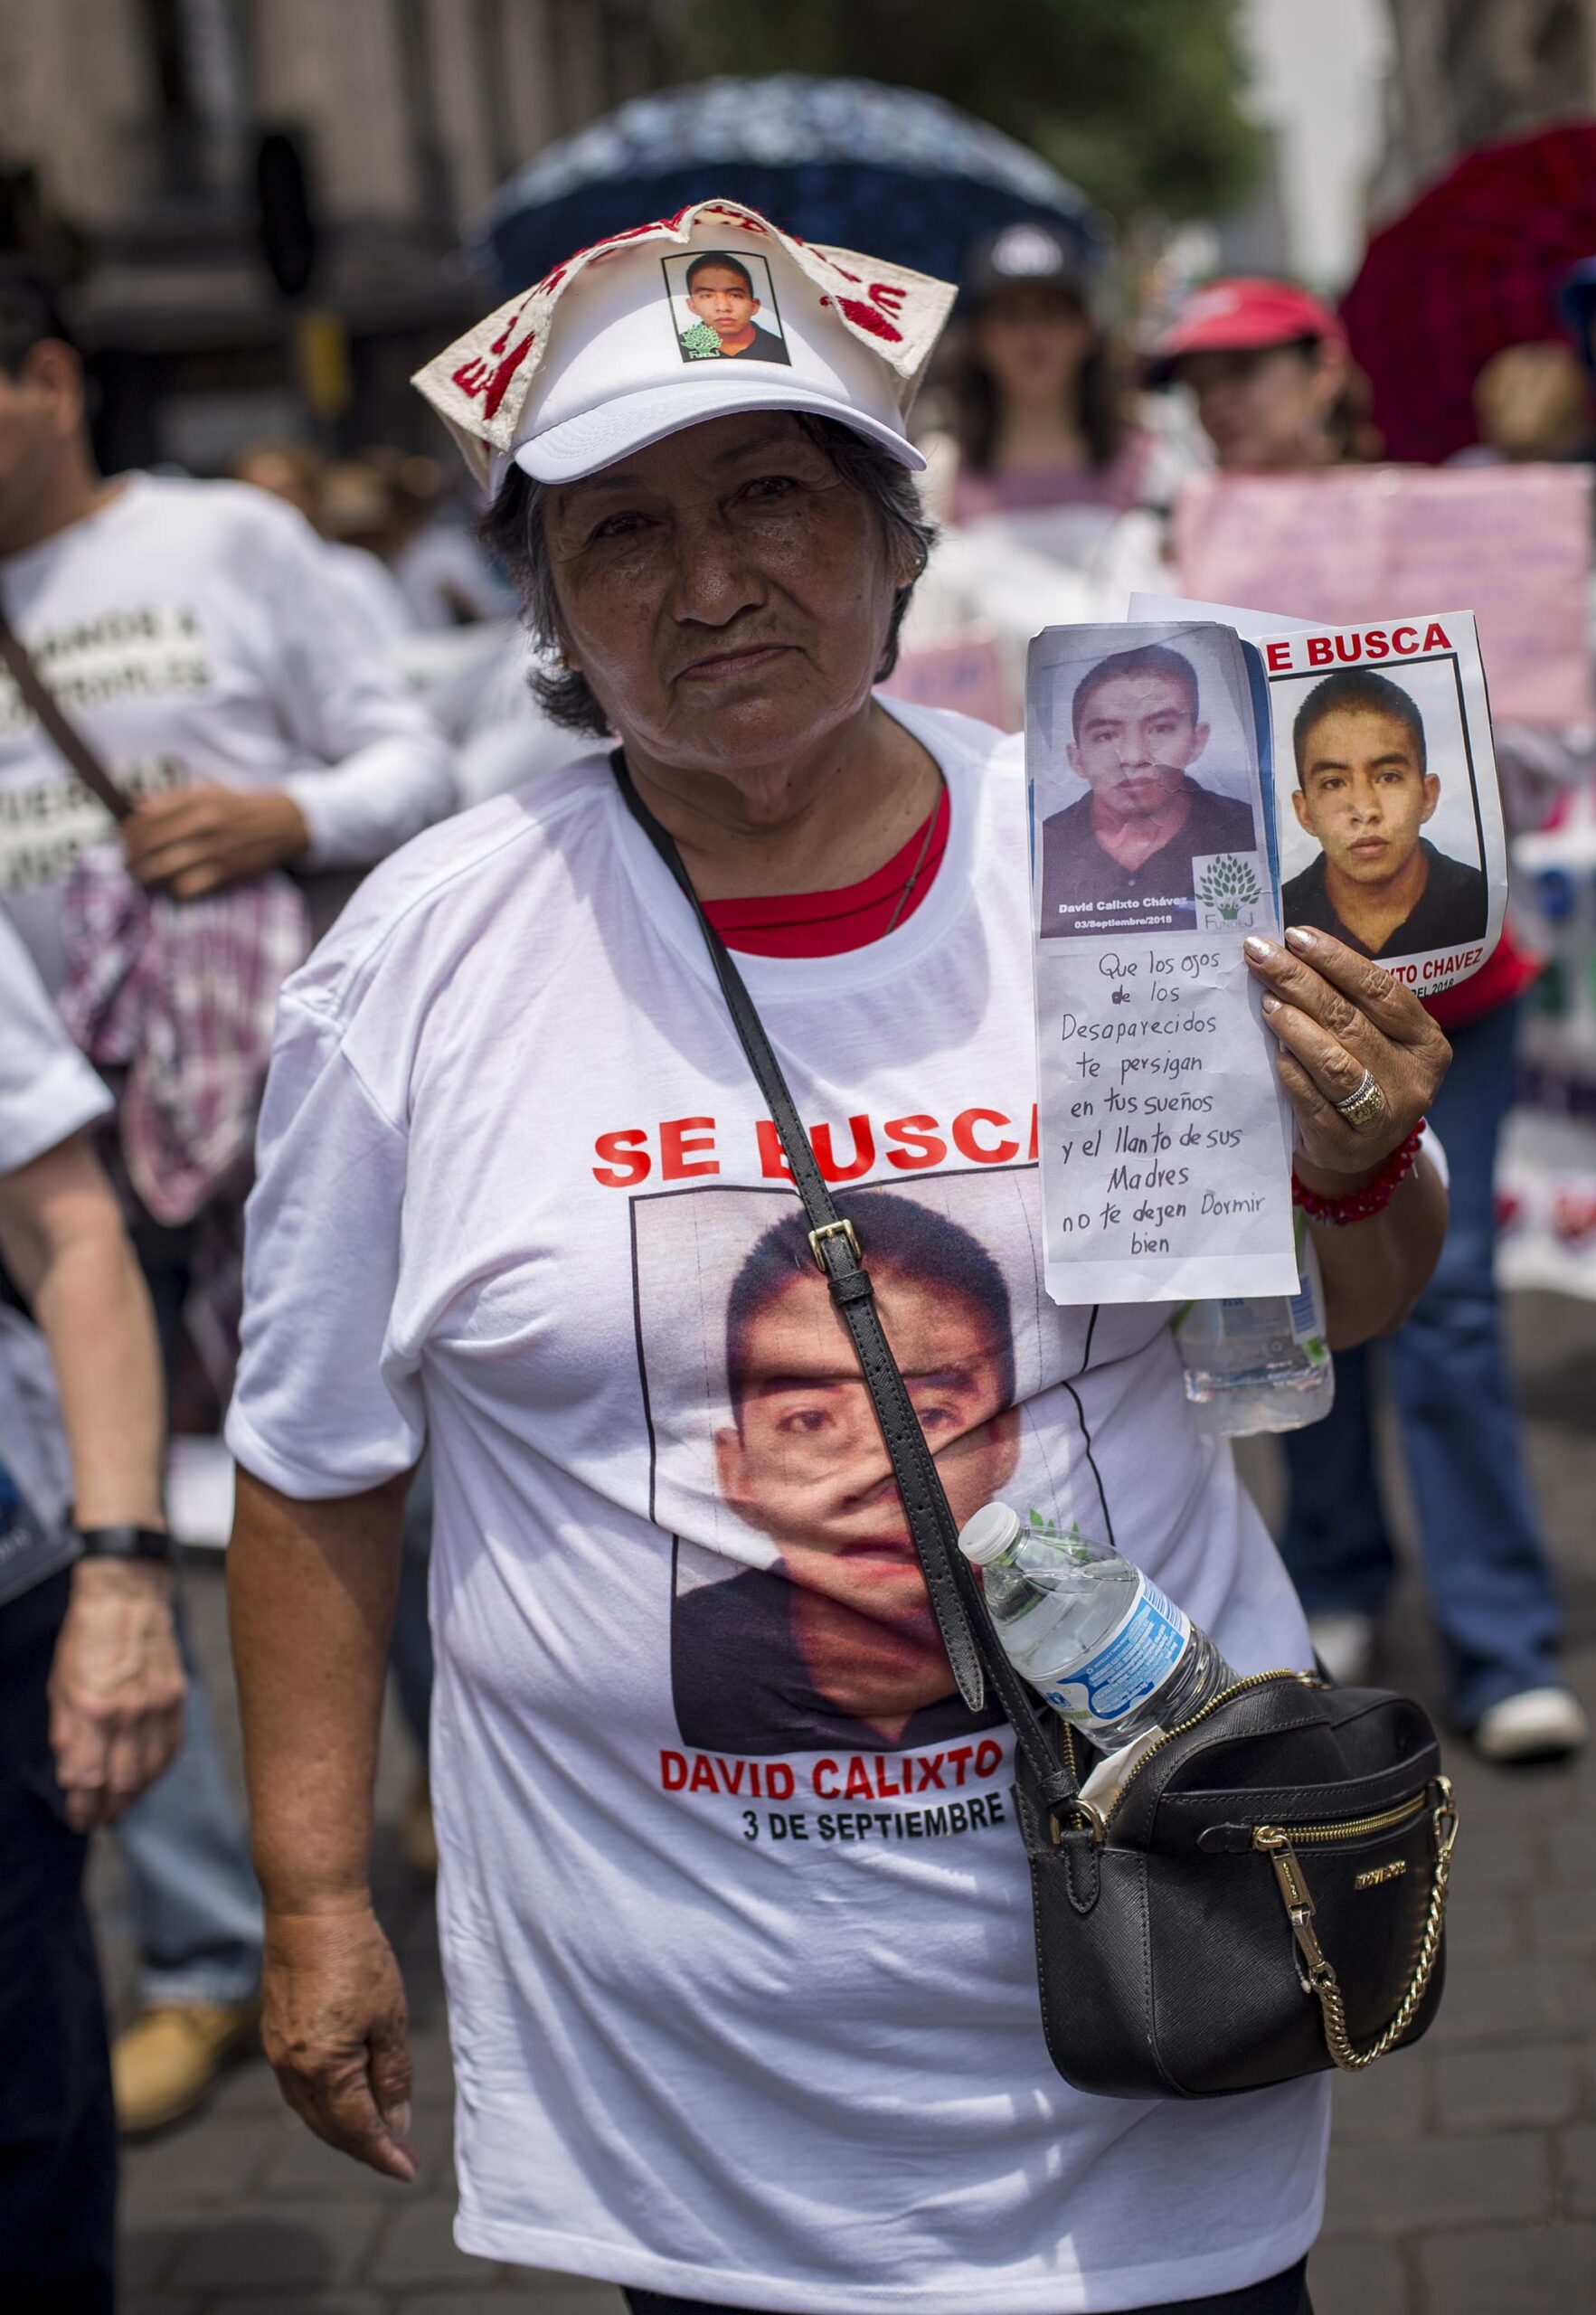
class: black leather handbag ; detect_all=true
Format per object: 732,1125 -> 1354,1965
614,756 -> 1458,2102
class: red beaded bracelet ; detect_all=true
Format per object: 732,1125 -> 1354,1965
1292,1125 -> 1427,1225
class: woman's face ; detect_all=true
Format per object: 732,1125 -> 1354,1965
542,413 -> 912,781
1177,342 -> 1342,472
970,283 -> 1094,404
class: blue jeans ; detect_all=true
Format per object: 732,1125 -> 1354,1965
1280,999 -> 1563,1725
114,1618 -> 262,2008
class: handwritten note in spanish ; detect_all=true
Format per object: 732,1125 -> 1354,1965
1028,621 -> 1299,1305
1036,933 -> 1298,1302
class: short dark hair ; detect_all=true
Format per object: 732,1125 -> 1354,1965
685,251 -> 754,298
724,1190 -> 1015,1422
1292,668 -> 1427,788
1072,642 -> 1199,740
479,414 -> 936,736
0,268 -> 71,375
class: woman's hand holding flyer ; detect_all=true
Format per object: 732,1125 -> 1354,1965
1027,607 -> 1506,1305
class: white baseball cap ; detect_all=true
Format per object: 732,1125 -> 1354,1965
414,199 -> 957,495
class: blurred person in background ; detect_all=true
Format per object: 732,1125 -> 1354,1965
0,268 -> 457,2131
233,440 -> 415,648
366,447 -> 517,629
1457,340 -> 1595,466
1,908 -> 182,2312
1147,277 -> 1583,1764
1144,276 -> 1379,472
230,438 -> 322,524
904,222 -> 1171,717
930,221 -> 1154,524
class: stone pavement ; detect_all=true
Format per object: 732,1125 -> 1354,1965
101,1290 -> 1596,2315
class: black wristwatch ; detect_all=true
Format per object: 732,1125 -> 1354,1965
75,1524 -> 176,1566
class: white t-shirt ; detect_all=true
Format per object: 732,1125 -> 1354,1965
0,473 -> 456,989
392,519 -> 516,630
0,904 -> 112,1535
227,704 -> 1327,2315
321,541 -> 417,648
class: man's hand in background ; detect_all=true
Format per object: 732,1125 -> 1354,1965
122,786 -> 309,900
50,1559 -> 184,1830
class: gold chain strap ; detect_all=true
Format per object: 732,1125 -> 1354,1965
1256,1777 -> 1458,2073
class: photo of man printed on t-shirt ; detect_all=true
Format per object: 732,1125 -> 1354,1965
663,250 -> 792,366
634,1178 -> 1044,1755
1278,666 -> 1487,960
1037,639 -> 1260,940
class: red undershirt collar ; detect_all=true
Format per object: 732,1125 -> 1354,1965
702,788 -> 951,958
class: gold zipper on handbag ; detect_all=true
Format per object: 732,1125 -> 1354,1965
1048,1669 -> 1315,1844
1257,1793 -> 1427,1848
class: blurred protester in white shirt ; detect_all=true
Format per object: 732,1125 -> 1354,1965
233,441 -> 416,650
0,266 -> 456,2132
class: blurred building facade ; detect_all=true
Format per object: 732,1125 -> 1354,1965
0,0 -> 668,470
1377,0 -> 1596,210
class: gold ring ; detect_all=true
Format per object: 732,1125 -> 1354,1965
1332,1069 -> 1384,1129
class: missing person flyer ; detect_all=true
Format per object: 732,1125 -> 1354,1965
1262,611 -> 1506,995
1030,608 -> 1508,1306
1027,620 -> 1299,1305
1130,594 -> 1508,998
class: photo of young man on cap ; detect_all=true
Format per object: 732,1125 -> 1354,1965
667,250 -> 791,364
1038,638 -> 1258,938
1281,666 -> 1487,959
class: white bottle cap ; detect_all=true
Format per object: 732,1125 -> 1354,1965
958,1501 -> 1022,1565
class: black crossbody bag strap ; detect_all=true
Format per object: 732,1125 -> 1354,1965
611,752 -> 1078,1804
0,602 -> 133,821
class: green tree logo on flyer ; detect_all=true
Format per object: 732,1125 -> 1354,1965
1195,852 -> 1263,930
679,319 -> 722,360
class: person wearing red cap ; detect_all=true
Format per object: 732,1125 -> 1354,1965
1151,278 -> 1583,1768
1145,278 -> 1374,471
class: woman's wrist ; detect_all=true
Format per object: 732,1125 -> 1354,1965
1291,1151 -> 1390,1199
1294,1129 -> 1426,1224
260,1884 -> 378,1924
70,1557 -> 174,1597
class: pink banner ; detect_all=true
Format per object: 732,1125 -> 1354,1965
1174,466 -> 1594,725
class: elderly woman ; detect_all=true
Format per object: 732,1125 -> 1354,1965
226,207 -> 1449,2315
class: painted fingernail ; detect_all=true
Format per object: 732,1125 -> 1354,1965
1261,992 -> 1280,1015
1243,935 -> 1275,962
1285,926 -> 1316,952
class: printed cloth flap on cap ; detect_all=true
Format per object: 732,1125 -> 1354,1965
413,198 -> 956,492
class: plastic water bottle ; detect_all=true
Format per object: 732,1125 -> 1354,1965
959,1502 -> 1235,1745
1173,1217 -> 1333,1437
